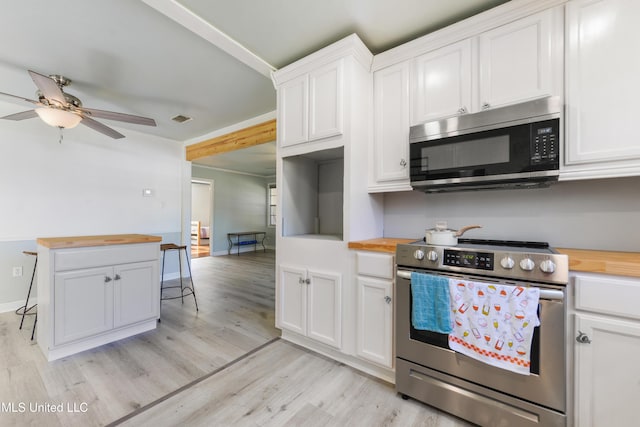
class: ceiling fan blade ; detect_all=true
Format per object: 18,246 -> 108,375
0,91 -> 40,106
80,117 -> 125,139
28,70 -> 66,105
0,110 -> 38,121
80,107 -> 156,126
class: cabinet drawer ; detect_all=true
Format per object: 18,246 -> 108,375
54,243 -> 159,271
575,274 -> 640,320
356,252 -> 394,279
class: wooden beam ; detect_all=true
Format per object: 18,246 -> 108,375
186,119 -> 276,161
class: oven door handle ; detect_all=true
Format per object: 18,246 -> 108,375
396,270 -> 564,301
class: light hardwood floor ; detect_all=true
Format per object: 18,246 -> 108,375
1,250 -> 470,427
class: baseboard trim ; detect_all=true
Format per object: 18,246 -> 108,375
0,298 -> 37,314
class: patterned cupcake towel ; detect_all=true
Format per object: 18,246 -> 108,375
447,278 -> 540,375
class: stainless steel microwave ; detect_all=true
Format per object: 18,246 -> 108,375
409,96 -> 561,193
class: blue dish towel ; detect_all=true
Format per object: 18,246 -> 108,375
411,272 -> 452,333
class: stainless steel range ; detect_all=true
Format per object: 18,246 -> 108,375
395,238 -> 569,427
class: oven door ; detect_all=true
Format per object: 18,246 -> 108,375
396,269 -> 566,413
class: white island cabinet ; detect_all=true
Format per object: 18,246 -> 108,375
37,234 -> 161,361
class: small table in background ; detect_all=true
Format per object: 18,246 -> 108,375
227,231 -> 266,256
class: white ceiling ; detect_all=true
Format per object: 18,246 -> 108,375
0,0 -> 508,175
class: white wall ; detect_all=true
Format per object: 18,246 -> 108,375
383,176 -> 640,252
191,181 -> 211,228
0,116 -> 183,309
192,165 -> 273,254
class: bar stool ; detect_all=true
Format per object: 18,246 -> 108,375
17,251 -> 37,340
160,243 -> 198,317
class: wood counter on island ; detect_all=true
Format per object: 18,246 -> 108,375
36,234 -> 161,361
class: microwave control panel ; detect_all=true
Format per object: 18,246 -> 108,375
530,118 -> 559,165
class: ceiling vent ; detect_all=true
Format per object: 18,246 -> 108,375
171,114 -> 192,123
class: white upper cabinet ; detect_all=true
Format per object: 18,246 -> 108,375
412,39 -> 473,125
410,7 -> 562,125
278,59 -> 344,148
278,75 -> 308,147
370,61 -> 412,192
478,8 -> 559,110
309,60 -> 344,141
563,0 -> 640,179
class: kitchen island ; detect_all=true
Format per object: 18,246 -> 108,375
36,234 -> 161,361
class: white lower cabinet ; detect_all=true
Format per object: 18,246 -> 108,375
573,273 -> 640,426
357,276 -> 393,367
355,251 -> 394,368
279,264 -> 342,349
54,266 -> 114,345
53,261 -> 158,345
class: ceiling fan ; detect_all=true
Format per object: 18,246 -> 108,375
0,70 -> 156,139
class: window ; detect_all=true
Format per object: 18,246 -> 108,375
268,183 -> 277,227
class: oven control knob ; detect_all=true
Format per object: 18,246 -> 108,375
426,250 -> 438,262
413,249 -> 425,260
519,258 -> 536,271
500,256 -> 515,270
539,259 -> 556,274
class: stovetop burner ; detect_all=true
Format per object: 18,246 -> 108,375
457,238 -> 549,249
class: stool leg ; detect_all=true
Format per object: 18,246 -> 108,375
31,314 -> 37,341
20,256 -> 37,330
159,249 -> 167,321
178,249 -> 184,304
183,249 -> 199,311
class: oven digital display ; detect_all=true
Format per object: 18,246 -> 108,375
444,249 -> 494,270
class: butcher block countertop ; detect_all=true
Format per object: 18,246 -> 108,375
347,238 -> 414,253
37,234 -> 162,249
348,238 -> 640,278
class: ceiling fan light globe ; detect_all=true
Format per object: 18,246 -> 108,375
35,107 -> 82,129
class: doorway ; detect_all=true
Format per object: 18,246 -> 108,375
191,179 -> 214,258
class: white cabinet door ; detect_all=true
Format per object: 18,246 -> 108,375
371,61 -> 411,191
309,59 -> 343,141
54,266 -> 114,345
113,261 -> 159,328
279,265 -> 307,335
357,276 -> 393,368
574,313 -> 640,426
412,39 -> 473,124
565,0 -> 640,167
278,75 -> 308,148
478,8 -> 559,110
307,269 -> 342,349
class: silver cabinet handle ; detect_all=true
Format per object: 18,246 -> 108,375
481,102 -> 491,110
576,331 -> 591,344
298,277 -> 304,285
457,106 -> 467,114
305,278 -> 311,285
384,296 -> 392,304
114,274 -> 121,280
400,159 -> 407,168
104,276 -> 112,283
